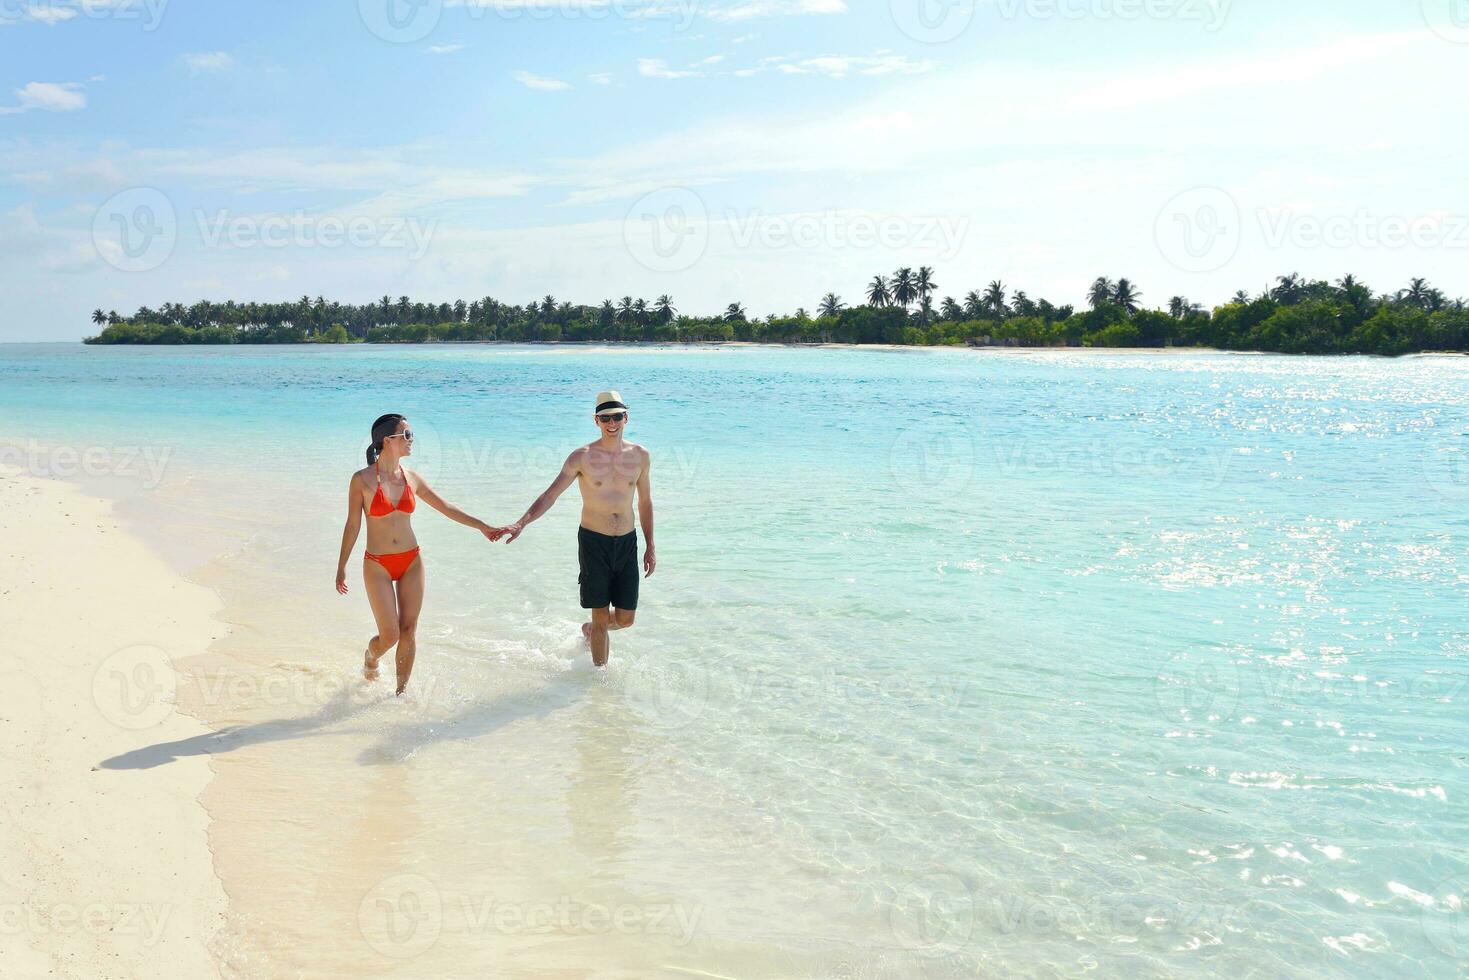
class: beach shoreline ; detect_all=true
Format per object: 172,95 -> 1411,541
0,469 -> 230,979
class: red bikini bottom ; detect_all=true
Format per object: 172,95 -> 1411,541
365,547 -> 421,582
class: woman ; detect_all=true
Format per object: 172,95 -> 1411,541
336,413 -> 500,694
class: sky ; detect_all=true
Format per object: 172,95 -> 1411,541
1,0 -> 1467,340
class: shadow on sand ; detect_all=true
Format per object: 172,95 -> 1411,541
98,673 -> 591,771
354,676 -> 587,765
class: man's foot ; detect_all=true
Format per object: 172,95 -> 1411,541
363,643 -> 382,681
581,622 -> 593,644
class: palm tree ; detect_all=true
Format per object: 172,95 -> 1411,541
632,298 -> 650,326
891,267 -> 916,309
1400,277 -> 1434,310
1089,277 -> 1116,310
1168,296 -> 1188,319
1012,290 -> 1038,318
91,309 -> 107,326
724,302 -> 747,322
655,295 -> 676,323
963,290 -> 985,319
1272,273 -> 1306,305
1112,278 -> 1142,313
1336,275 -> 1372,315
818,293 -> 845,318
616,296 -> 636,325
1231,290 -> 1251,305
916,266 -> 937,308
940,296 -> 962,321
983,280 -> 1008,319
541,295 -> 557,317
867,275 -> 890,308
917,296 -> 936,326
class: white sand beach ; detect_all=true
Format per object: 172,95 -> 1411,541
0,470 -> 229,979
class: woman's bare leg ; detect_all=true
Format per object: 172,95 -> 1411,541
393,557 -> 425,695
362,560 -> 400,681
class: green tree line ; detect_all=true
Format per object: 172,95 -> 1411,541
84,270 -> 1469,356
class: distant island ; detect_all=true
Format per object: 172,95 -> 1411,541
84,270 -> 1468,356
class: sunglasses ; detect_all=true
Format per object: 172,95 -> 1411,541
596,413 -> 627,424
385,430 -> 414,442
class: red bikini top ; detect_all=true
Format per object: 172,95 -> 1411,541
368,464 -> 416,517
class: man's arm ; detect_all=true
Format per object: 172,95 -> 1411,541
503,451 -> 581,544
637,450 -> 655,577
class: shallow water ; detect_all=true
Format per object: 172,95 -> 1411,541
4,343 -> 1468,978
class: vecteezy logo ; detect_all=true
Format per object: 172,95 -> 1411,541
91,188 -> 177,273
358,874 -> 443,959
889,418 -> 976,497
887,871 -> 974,951
1423,874 -> 1469,960
621,657 -> 712,730
92,644 -> 177,730
1422,0 -> 1469,43
623,187 -> 708,273
1421,447 -> 1469,501
358,0 -> 443,43
890,0 -> 977,43
1154,650 -> 1241,722
1154,186 -> 1241,274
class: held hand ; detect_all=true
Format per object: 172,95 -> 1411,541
480,525 -> 504,543
335,568 -> 349,595
502,522 -> 525,544
644,548 -> 657,578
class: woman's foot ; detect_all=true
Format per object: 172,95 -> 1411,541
363,643 -> 382,681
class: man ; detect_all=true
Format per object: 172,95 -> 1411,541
501,390 -> 655,666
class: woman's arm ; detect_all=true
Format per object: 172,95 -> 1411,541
336,475 -> 364,593
411,471 -> 499,539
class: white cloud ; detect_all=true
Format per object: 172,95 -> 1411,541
774,54 -> 934,78
0,81 -> 87,115
427,43 -> 466,54
0,142 -> 542,204
638,58 -> 701,79
512,70 -> 571,91
0,205 -> 97,275
704,0 -> 846,21
667,51 -> 931,81
594,31 -> 1454,183
440,0 -> 844,23
183,52 -> 234,72
558,174 -> 726,206
588,72 -> 614,85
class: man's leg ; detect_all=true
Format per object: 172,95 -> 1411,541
588,606 -> 613,667
582,607 -> 633,667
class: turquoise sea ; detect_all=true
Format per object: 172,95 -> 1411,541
3,343 -> 1467,978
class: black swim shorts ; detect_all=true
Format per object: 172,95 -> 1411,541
578,527 -> 639,610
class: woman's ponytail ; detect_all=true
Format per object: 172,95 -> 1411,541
367,413 -> 405,467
